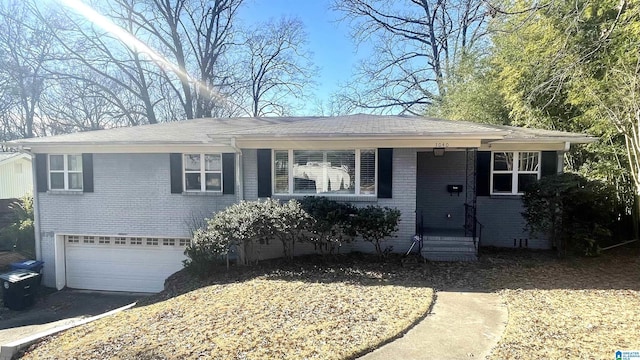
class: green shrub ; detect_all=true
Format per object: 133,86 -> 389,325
299,196 -> 358,254
271,199 -> 314,260
522,173 -> 622,256
184,199 -> 314,275
353,205 -> 401,258
0,194 -> 35,256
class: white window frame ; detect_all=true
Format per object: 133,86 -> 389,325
183,153 -> 223,192
490,151 -> 541,195
272,149 -> 377,196
48,154 -> 83,191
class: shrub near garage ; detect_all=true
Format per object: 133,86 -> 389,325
184,199 -> 313,275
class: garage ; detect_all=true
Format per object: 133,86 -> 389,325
64,235 -> 190,293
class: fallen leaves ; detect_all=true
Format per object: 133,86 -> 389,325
21,264 -> 433,360
17,247 -> 640,359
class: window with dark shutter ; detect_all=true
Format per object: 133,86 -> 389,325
377,148 -> 393,198
222,153 -> 235,194
257,149 -> 272,198
170,153 -> 183,194
82,154 -> 93,193
541,151 -> 558,177
476,151 -> 491,197
35,154 -> 48,193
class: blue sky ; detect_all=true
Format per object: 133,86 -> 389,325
240,0 -> 362,108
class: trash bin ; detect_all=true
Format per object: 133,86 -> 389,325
10,260 -> 44,273
10,260 -> 44,285
0,269 -> 41,310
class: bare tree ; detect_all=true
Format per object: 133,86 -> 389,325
333,0 -> 490,114
0,0 -> 316,139
39,75 -> 129,134
238,17 -> 317,117
0,0 -> 55,139
107,0 -> 245,119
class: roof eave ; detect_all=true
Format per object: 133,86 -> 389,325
489,137 -> 598,144
225,132 -> 509,141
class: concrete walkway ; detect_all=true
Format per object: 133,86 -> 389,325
359,291 -> 507,360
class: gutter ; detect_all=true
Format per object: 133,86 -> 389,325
229,138 -> 244,202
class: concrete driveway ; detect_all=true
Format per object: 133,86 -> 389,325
0,289 -> 144,345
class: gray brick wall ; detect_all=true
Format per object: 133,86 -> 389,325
37,153 -> 237,286
37,148 -> 550,288
476,196 -> 549,249
352,148 -> 417,254
242,149 -> 258,201
243,148 -> 417,256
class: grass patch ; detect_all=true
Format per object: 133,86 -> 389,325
21,257 -> 433,360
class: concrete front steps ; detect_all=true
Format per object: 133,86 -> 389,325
421,236 -> 478,261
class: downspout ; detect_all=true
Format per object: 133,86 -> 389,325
230,137 -> 243,201
229,138 -> 244,265
559,142 -> 570,174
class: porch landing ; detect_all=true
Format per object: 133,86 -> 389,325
421,228 -> 477,262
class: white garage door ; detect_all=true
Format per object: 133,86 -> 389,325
65,235 -> 190,293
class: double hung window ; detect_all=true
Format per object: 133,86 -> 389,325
491,151 -> 540,195
184,154 -> 222,192
49,154 -> 83,190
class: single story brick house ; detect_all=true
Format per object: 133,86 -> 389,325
6,115 -> 594,292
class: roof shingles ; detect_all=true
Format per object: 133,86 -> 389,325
5,114 -> 594,146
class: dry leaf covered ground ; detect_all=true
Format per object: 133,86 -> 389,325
486,248 -> 640,359
18,247 -> 640,359
20,257 -> 434,360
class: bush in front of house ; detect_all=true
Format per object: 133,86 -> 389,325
0,194 -> 35,256
184,197 -> 404,275
272,199 -> 314,260
298,196 -> 358,254
353,205 -> 401,258
184,199 -> 313,275
522,173 -> 622,256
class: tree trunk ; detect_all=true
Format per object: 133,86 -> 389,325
633,194 -> 640,240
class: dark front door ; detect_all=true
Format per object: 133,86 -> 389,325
416,151 -> 468,233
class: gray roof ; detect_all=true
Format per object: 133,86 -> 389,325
220,114 -> 506,137
5,114 -> 595,147
7,117 -> 294,145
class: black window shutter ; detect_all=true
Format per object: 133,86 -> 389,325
541,151 -> 558,177
377,148 -> 393,198
82,154 -> 94,193
35,154 -> 48,193
222,153 -> 235,195
257,149 -> 272,198
170,153 -> 183,194
476,151 -> 491,197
